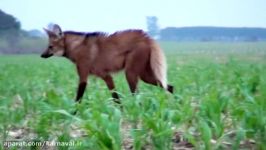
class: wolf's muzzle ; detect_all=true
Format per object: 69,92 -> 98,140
41,52 -> 53,58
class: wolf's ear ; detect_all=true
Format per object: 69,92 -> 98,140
52,24 -> 63,37
43,28 -> 57,38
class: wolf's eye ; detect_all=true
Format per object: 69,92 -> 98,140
48,45 -> 53,49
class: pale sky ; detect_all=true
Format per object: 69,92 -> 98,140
0,0 -> 266,32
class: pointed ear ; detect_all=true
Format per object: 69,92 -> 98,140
43,28 -> 57,38
52,24 -> 63,37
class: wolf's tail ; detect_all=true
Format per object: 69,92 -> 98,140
150,40 -> 167,89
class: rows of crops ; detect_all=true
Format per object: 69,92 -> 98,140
0,42 -> 266,149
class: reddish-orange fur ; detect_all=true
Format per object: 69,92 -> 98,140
41,25 -> 173,103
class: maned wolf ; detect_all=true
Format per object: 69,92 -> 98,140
41,24 -> 174,104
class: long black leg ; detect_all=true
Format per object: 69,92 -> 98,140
75,82 -> 87,103
101,75 -> 120,104
73,65 -> 89,115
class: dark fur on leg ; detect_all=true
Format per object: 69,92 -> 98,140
72,82 -> 87,115
112,92 -> 121,104
76,82 -> 87,103
167,84 -> 174,93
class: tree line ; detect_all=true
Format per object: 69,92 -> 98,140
0,9 -> 45,54
159,27 -> 266,42
146,16 -> 266,42
1,11 -> 266,54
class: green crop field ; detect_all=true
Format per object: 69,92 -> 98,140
0,42 -> 266,150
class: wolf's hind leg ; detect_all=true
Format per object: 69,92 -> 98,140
140,67 -> 174,93
101,74 -> 120,103
124,48 -> 149,94
125,70 -> 139,94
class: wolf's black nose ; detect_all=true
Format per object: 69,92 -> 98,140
41,53 -> 52,58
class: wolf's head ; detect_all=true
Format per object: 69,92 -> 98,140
41,24 -> 65,58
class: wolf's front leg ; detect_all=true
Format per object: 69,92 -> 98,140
75,65 -> 89,103
72,81 -> 87,115
72,67 -> 89,115
76,82 -> 87,102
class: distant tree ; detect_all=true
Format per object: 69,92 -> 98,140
0,9 -> 46,54
146,16 -> 160,39
27,29 -> 45,38
0,9 -> 21,47
0,10 -> 20,30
